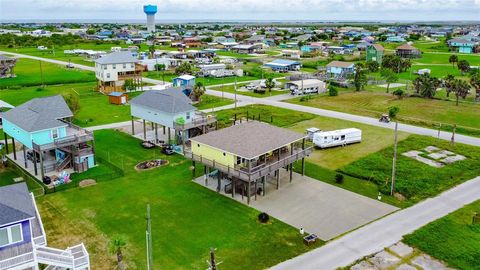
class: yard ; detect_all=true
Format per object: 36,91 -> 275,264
210,83 -> 289,98
36,129 -> 320,269
287,90 -> 480,137
403,200 -> 480,270
0,82 -> 233,127
0,57 -> 95,88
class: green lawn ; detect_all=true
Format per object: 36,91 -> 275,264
404,200 -> 480,270
287,90 -> 480,137
194,94 -> 234,110
0,82 -> 231,127
0,58 -> 95,88
340,135 -> 480,204
210,83 -> 289,98
36,129 -> 321,269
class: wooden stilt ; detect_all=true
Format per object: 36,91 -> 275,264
168,127 -> 171,144
217,172 -> 221,192
290,164 -> 293,182
255,179 -> 258,200
276,169 -> 280,189
3,132 -> 8,154
131,117 -> 135,135
163,126 -> 166,135
155,123 -> 158,143
247,181 -> 251,204
302,138 -> 306,176
33,150 -> 38,175
262,176 -> 266,196
143,120 -> 147,140
12,138 -> 16,160
192,161 -> 196,178
232,177 -> 235,198
22,145 -> 27,168
40,152 -> 44,180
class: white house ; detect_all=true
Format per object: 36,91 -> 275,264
94,51 -> 142,93
285,79 -> 326,95
282,49 -> 302,59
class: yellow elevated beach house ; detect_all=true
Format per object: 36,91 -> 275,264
185,121 -> 313,204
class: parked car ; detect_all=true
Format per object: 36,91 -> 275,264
161,144 -> 175,155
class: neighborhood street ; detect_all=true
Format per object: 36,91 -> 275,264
271,176 -> 480,270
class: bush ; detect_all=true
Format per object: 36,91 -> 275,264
388,106 -> 400,118
335,174 -> 344,184
258,212 -> 270,223
328,86 -> 338,96
392,89 -> 404,99
36,87 -> 44,92
299,95 -> 312,102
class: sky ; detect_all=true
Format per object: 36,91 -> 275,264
1,0 -> 480,22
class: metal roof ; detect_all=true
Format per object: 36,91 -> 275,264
191,121 -> 306,159
2,95 -> 72,132
130,88 -> 195,114
265,59 -> 301,67
0,183 -> 36,226
94,51 -> 138,64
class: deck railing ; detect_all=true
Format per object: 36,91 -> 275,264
0,252 -> 34,269
32,123 -> 94,152
174,113 -> 217,131
184,146 -> 313,182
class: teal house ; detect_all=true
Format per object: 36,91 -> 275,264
448,38 -> 477,54
366,44 -> 384,63
2,96 -> 95,179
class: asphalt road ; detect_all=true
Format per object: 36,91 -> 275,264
270,176 -> 480,270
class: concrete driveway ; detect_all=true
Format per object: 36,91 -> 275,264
249,172 -> 398,240
195,170 -> 398,241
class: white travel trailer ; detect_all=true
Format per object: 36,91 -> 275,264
313,128 -> 362,148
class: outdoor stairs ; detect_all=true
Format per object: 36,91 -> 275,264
55,154 -> 71,172
36,244 -> 90,270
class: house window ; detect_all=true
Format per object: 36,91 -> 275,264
0,224 -> 23,247
130,63 -> 134,68
52,129 -> 58,139
107,73 -> 111,78
112,64 -> 116,69
186,112 -> 191,120
103,65 -> 107,70
341,135 -> 346,140
123,63 -> 126,69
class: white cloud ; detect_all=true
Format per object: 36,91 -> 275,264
0,0 -> 479,21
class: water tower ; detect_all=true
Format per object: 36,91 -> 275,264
143,5 -> 158,33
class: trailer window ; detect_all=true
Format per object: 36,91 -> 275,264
341,135 -> 346,140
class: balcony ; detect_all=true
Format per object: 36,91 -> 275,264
184,146 -> 313,182
174,112 -> 217,131
32,121 -> 94,152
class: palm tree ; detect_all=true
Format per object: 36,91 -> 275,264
353,63 -> 368,91
452,79 -> 471,106
109,236 -> 127,269
413,74 -> 441,99
264,78 -> 275,93
444,74 -> 455,97
448,54 -> 458,68
470,72 -> 480,102
457,60 -> 470,75
191,82 -> 206,102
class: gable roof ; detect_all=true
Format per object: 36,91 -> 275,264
2,95 -> 72,132
0,183 -> 36,226
130,88 -> 195,114
396,43 -> 419,51
191,121 -> 306,159
175,75 -> 196,81
265,59 -> 301,67
326,61 -> 355,68
94,51 -> 138,64
370,44 -> 384,51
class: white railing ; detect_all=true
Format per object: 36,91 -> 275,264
33,235 -> 47,246
0,252 -> 34,269
36,246 -> 74,268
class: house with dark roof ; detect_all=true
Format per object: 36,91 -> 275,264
185,121 -> 313,204
94,51 -> 143,94
366,44 -> 384,63
0,183 -> 90,269
2,96 -> 95,180
396,44 -> 421,58
130,88 -> 216,145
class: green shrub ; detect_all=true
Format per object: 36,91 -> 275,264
258,212 -> 270,223
335,174 -> 344,184
388,106 -> 400,118
392,89 -> 404,99
328,86 -> 338,96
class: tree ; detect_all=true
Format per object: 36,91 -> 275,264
451,79 -> 470,106
444,74 -> 455,97
264,78 -> 275,93
413,74 -> 441,99
122,79 -> 135,91
366,61 -> 380,72
448,54 -> 458,68
382,54 -> 411,73
457,60 -> 470,75
470,72 -> 480,102
388,106 -> 400,118
61,92 -> 80,115
148,44 -> 156,58
175,62 -> 193,75
155,63 -> 166,82
328,85 -> 338,96
191,82 -> 206,102
353,63 -> 368,91
109,236 -> 127,269
380,68 -> 398,93
392,89 -> 405,99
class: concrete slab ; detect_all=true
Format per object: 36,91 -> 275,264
396,264 -> 416,270
368,251 -> 401,269
389,242 -> 413,258
411,254 -> 453,270
379,83 -> 405,89
194,170 -> 398,241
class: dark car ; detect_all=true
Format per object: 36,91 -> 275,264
161,144 -> 175,155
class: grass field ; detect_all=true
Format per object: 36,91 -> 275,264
36,129 -> 321,269
194,94 -> 234,110
403,200 -> 480,270
287,90 -> 480,137
210,83 -> 289,97
0,57 -> 95,88
340,135 -> 480,203
0,82 -> 232,127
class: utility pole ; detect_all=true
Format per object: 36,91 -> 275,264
234,77 -> 237,109
146,204 -> 153,270
209,248 -> 217,270
390,121 -> 399,196
451,124 -> 456,146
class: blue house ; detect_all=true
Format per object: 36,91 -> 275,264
2,96 -> 95,180
130,88 -> 217,147
386,36 -> 406,43
326,61 -> 356,78
264,59 -> 302,72
0,183 -> 90,269
448,38 -> 477,54
173,74 -> 196,90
